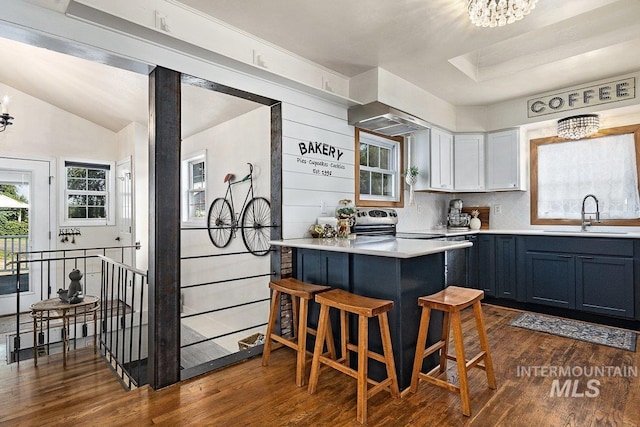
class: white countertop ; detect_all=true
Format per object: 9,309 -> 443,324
399,228 -> 640,239
269,236 -> 471,259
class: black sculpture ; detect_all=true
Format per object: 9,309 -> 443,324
58,268 -> 84,304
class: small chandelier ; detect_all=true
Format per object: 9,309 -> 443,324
467,0 -> 538,28
557,114 -> 600,140
0,95 -> 13,132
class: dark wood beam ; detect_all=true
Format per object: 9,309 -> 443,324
270,102 -> 283,279
148,66 -> 181,389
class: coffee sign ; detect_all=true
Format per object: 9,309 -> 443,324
527,77 -> 635,118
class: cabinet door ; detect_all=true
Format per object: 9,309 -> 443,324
495,236 -> 516,299
576,256 -> 634,318
410,130 -> 431,191
486,129 -> 519,190
477,235 -> 496,296
296,249 -> 349,288
454,134 -> 485,191
430,128 -> 454,190
526,252 -> 575,308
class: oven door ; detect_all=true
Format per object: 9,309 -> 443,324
441,235 -> 469,287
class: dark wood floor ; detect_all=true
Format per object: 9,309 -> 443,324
1,305 -> 638,426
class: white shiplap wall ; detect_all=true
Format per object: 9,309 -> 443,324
281,103 -> 354,239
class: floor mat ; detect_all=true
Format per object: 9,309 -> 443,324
509,312 -> 637,352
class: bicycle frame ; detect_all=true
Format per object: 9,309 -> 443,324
223,164 -> 256,230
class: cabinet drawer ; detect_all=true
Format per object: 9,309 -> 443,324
525,236 -> 633,256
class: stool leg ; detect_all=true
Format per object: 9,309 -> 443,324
308,303 -> 329,394
324,315 -> 337,360
410,306 -> 431,393
262,289 -> 280,366
340,310 -> 349,366
379,312 -> 400,398
292,295 -> 299,339
356,314 -> 369,424
296,298 -> 309,387
440,311 -> 451,372
473,301 -> 497,390
451,310 -> 471,416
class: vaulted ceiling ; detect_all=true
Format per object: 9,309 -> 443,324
180,0 -> 640,106
1,0 -> 639,133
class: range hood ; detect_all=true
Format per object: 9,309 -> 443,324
348,102 -> 430,136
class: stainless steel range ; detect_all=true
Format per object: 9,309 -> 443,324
352,208 -> 398,235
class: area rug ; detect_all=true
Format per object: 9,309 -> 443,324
509,312 -> 637,352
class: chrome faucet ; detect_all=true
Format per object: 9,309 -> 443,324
581,194 -> 600,231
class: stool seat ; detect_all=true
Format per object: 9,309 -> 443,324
309,289 -> 399,424
262,278 -> 333,387
418,287 -> 483,311
315,288 -> 394,317
410,285 -> 496,417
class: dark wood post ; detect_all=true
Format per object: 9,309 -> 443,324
270,102 -> 283,279
148,66 -> 181,389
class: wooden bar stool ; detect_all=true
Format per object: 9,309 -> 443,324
409,286 -> 497,416
262,277 -> 334,387
308,289 -> 400,424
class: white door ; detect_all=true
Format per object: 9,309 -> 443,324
116,157 -> 134,266
0,157 -> 52,315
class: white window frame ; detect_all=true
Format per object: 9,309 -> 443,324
181,150 -> 207,225
60,159 -> 116,226
358,131 -> 401,203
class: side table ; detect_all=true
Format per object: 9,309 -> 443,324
30,295 -> 100,367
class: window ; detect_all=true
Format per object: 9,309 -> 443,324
531,124 -> 640,226
182,151 -> 207,223
355,129 -> 404,207
62,160 -> 115,225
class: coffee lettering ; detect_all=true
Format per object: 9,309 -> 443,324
617,82 -> 629,98
567,92 -> 579,107
583,89 -> 595,104
549,96 -> 564,110
599,86 -> 611,101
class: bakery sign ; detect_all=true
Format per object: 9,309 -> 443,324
296,140 -> 347,177
527,77 -> 635,118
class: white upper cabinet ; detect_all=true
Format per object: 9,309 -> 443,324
410,130 -> 431,191
429,128 -> 454,190
410,128 -> 521,193
454,134 -> 485,191
486,129 -> 521,190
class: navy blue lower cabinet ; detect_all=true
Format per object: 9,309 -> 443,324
295,249 -> 349,289
525,251 -> 576,309
469,235 -> 496,296
478,235 -> 496,296
576,255 -> 634,318
495,236 -> 516,299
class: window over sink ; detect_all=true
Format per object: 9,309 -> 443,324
530,123 -> 640,226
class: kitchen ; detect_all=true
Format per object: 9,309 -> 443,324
1,0 -> 640,425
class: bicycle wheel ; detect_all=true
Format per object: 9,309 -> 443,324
241,197 -> 271,256
207,198 -> 233,248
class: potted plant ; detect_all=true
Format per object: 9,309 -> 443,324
404,166 -> 419,205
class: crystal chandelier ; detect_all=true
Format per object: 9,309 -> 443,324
557,115 -> 600,140
467,0 -> 538,28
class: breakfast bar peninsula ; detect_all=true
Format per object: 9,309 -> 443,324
269,235 -> 472,390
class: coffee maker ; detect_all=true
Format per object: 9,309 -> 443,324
447,199 -> 470,229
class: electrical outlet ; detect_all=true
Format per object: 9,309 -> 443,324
494,204 -> 502,214
320,200 -> 328,215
